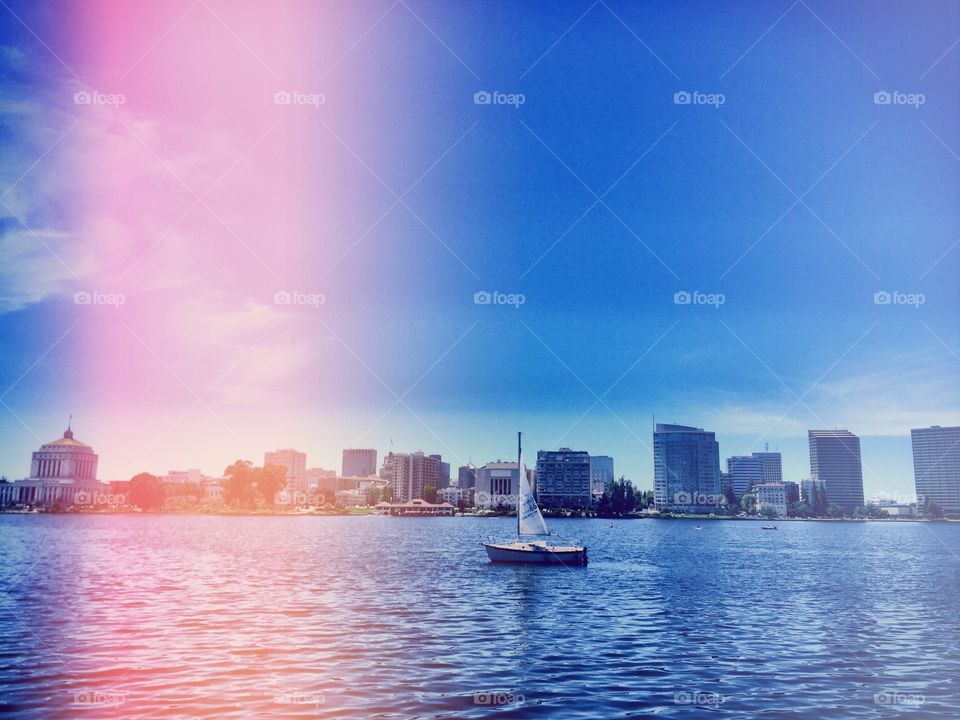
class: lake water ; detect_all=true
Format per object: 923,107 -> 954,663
1,515 -> 958,718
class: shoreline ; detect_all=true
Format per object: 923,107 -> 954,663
0,509 -> 951,522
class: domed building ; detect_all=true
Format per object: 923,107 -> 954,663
0,421 -> 103,508
30,422 -> 99,483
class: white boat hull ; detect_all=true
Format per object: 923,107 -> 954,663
483,541 -> 588,566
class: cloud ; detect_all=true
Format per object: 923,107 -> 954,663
698,350 -> 960,441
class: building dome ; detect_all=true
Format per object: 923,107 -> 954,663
30,420 -> 98,482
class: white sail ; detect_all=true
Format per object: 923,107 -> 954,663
517,458 -> 549,536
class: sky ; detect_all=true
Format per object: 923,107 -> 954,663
0,0 -> 958,500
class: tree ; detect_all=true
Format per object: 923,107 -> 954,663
789,501 -> 811,518
422,484 -> 438,504
128,472 -> 166,511
257,464 -> 288,507
811,483 -> 828,517
723,484 -> 738,509
741,493 -> 757,515
827,503 -> 846,519
222,461 -> 259,509
760,506 -> 778,519
596,492 -> 612,517
380,484 -> 394,503
921,497 -> 945,519
597,477 -> 638,517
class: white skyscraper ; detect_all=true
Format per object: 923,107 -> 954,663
264,449 -> 308,493
912,425 -> 960,518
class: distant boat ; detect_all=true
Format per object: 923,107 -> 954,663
761,524 -> 777,530
695,524 -> 704,530
483,433 -> 588,566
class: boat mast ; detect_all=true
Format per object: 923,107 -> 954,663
517,431 -> 522,538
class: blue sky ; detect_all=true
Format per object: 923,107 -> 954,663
0,0 -> 958,499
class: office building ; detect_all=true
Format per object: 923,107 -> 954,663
754,483 -> 787,516
653,424 -> 721,513
457,463 -> 476,489
590,455 -> 615,497
808,429 -> 864,513
725,451 -> 782,499
536,448 -> 592,509
911,425 -> 960,518
264,448 -> 308,493
384,451 -> 442,503
341,448 -> 377,478
430,454 -> 451,488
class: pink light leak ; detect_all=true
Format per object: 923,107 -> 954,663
61,1 -> 390,477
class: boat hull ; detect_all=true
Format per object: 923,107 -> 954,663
483,542 -> 588,566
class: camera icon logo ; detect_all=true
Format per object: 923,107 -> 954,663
474,290 -> 492,305
673,290 -> 691,305
273,91 -> 292,105
73,91 -> 92,105
873,91 -> 892,105
873,291 -> 892,305
673,91 -> 692,105
273,291 -> 292,305
474,91 -> 492,105
73,291 -> 91,305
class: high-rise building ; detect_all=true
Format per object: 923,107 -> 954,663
430,454 -> 451,489
341,448 -> 377,478
808,429 -> 864,513
536,448 -> 591,508
589,455 -> 615,497
457,463 -> 476,489
912,425 -> 960,519
385,451 -> 442,502
653,423 -> 721,513
264,448 -> 307,493
725,451 -> 782,498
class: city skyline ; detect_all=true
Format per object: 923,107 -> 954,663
1,1 -> 958,501
0,417 -> 952,501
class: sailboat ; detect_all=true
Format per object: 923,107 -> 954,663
482,433 -> 588,566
